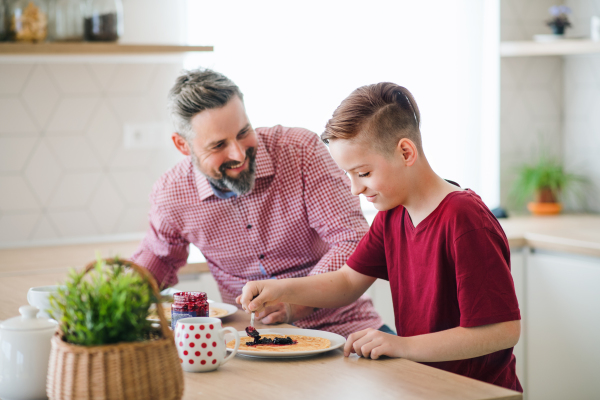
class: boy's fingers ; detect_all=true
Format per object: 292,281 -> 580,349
344,329 -> 368,356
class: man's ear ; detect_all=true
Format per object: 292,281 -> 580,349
396,138 -> 418,167
172,133 -> 191,156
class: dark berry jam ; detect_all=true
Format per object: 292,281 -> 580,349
171,292 -> 209,330
244,326 -> 297,346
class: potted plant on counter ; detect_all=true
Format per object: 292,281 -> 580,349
546,5 -> 572,36
510,153 -> 587,216
47,257 -> 184,400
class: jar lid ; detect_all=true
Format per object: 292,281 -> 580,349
0,305 -> 58,331
173,291 -> 207,303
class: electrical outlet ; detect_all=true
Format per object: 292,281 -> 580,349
123,123 -> 170,149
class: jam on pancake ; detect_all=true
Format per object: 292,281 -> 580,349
244,326 -> 297,346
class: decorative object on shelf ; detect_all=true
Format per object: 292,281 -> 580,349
510,149 -> 588,216
592,16 -> 600,41
49,0 -> 83,41
0,0 -> 8,41
8,0 -> 48,42
546,5 -> 571,36
84,0 -> 122,41
46,257 -> 183,400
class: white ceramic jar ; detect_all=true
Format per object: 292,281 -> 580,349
0,305 -> 58,400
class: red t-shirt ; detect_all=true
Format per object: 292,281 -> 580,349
347,189 -> 522,392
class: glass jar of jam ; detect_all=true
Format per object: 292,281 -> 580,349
171,292 -> 208,330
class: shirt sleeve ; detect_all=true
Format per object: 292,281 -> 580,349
130,193 -> 190,289
453,228 -> 521,327
345,212 -> 389,281
301,134 -> 370,276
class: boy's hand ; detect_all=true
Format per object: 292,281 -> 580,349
344,328 -> 404,359
236,280 -> 285,314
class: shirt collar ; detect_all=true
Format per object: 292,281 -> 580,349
194,132 -> 275,201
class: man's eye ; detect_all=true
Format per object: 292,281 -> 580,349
358,172 -> 370,178
237,129 -> 249,139
213,142 -> 224,150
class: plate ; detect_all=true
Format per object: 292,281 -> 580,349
225,328 -> 346,358
148,300 -> 238,322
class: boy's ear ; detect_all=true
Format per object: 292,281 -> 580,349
172,133 -> 191,156
397,138 -> 418,166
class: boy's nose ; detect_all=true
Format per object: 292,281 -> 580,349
350,177 -> 365,196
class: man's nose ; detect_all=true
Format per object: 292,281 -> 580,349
349,176 -> 365,196
227,141 -> 245,162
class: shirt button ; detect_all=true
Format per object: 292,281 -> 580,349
259,254 -> 265,260
246,224 -> 252,229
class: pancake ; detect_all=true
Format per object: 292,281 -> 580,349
227,334 -> 330,352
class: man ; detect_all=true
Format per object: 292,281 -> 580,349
132,68 -> 385,337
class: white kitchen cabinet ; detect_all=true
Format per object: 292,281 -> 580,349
510,249 -> 526,392
525,250 -> 600,400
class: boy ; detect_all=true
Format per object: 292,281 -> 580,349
238,82 -> 522,392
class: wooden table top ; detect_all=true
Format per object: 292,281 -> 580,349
0,269 -> 521,400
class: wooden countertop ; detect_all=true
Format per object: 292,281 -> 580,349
0,274 -> 521,400
499,214 -> 600,258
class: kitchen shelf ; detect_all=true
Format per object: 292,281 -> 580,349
500,39 -> 600,57
0,42 -> 213,55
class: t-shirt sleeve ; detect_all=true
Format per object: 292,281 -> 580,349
346,211 -> 389,281
453,228 -> 521,327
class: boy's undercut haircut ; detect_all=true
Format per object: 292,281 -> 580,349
322,82 -> 422,156
168,68 -> 243,140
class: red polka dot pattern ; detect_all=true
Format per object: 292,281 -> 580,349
175,322 -> 226,369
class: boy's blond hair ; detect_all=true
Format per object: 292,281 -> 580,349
321,82 -> 422,155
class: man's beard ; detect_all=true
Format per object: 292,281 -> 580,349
191,147 -> 257,196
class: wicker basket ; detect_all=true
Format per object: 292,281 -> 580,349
46,259 -> 184,400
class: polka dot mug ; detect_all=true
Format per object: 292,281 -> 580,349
175,317 -> 240,372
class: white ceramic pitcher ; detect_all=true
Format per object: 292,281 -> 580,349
0,305 -> 58,400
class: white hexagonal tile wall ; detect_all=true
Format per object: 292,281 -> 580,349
110,170 -> 154,205
30,215 -> 59,242
0,176 -> 40,211
88,177 -> 126,234
106,64 -> 156,94
48,172 -> 102,209
47,210 -> 99,237
20,65 -> 61,128
0,212 -> 41,243
0,99 -> 39,135
0,137 -> 38,173
47,136 -> 102,170
46,97 -> 99,135
0,64 -> 34,95
114,205 -> 149,234
47,64 -> 101,95
87,63 -> 118,90
24,140 -> 63,205
85,101 -> 123,165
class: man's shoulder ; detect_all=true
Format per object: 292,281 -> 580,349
256,125 -> 321,153
150,157 -> 198,206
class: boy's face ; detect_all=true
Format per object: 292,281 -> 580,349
329,138 -> 408,211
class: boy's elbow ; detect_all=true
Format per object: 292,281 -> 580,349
505,320 -> 521,348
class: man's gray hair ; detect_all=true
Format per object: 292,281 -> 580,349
168,68 -> 243,140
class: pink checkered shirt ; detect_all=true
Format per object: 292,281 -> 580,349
132,125 -> 383,337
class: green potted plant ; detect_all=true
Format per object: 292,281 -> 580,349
510,153 -> 587,215
546,5 -> 572,36
46,257 -> 184,400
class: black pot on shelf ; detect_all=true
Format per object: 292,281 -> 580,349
0,0 -> 7,41
84,0 -> 123,41
550,24 -> 565,35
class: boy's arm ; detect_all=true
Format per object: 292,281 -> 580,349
345,320 -> 521,361
238,265 -> 376,313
